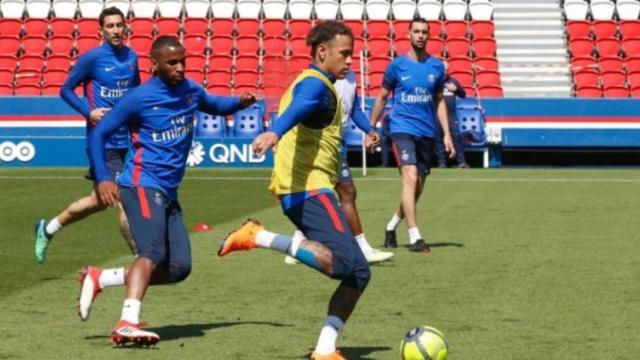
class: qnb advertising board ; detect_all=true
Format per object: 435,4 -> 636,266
0,97 -> 273,168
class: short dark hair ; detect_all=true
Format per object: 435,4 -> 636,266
99,7 -> 125,27
151,35 -> 184,59
306,20 -> 354,57
410,18 -> 429,31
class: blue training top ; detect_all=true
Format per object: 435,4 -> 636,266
60,42 -> 140,149
88,76 -> 243,200
382,54 -> 446,138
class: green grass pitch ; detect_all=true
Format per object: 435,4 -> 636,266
1,167 -> 639,359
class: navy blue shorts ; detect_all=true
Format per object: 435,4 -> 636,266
390,133 -> 434,178
85,148 -> 127,182
284,192 -> 370,291
120,186 -> 192,283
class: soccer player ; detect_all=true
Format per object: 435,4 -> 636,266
218,21 -> 371,360
369,18 -> 455,253
79,36 -> 257,345
285,68 -> 393,264
434,73 -> 468,168
33,7 -> 139,263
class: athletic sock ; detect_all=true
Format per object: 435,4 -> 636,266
386,214 -> 403,231
99,267 -> 125,288
45,218 -> 62,237
120,298 -> 141,324
408,227 -> 422,245
355,233 -> 373,253
314,315 -> 344,355
292,229 -> 306,242
256,230 -> 293,253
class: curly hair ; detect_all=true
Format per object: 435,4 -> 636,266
306,20 -> 354,57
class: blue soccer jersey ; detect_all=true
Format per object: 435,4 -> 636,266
382,54 -> 446,138
60,42 -> 140,149
88,76 -> 244,200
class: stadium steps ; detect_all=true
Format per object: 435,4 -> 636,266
492,0 -> 572,97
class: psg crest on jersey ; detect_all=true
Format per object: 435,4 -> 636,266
428,74 -> 436,83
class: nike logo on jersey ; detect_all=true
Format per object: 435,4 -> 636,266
105,66 -> 115,72
401,75 -> 411,81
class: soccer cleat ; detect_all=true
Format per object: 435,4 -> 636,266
409,239 -> 431,253
34,219 -> 51,264
363,248 -> 394,263
77,266 -> 103,321
284,255 -> 299,265
310,350 -> 346,360
384,229 -> 398,248
111,320 -> 160,346
217,219 -> 263,257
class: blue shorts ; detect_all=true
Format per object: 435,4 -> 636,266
390,133 -> 434,178
284,192 -> 370,291
85,148 -> 127,182
120,186 -> 192,283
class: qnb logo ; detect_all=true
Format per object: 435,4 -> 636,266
0,141 -> 36,162
186,141 -> 205,167
209,144 -> 265,164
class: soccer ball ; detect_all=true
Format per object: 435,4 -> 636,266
400,325 -> 448,360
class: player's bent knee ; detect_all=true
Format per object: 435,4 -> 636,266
169,261 -> 191,283
342,265 -> 371,292
138,248 -> 166,266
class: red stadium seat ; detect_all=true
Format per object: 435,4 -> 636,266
42,68 -> 67,85
601,70 -> 626,88
289,36 -> 308,54
24,19 -> 48,37
262,36 -> 287,55
48,35 -> 74,56
472,37 -> 497,57
473,56 -> 498,72
207,83 -> 232,95
50,19 -> 75,37
603,85 -> 629,97
478,85 -> 503,97
630,86 -> 640,97
262,19 -> 286,37
445,37 -> 470,57
569,37 -> 594,57
15,84 -> 41,96
209,35 -> 233,54
235,35 -> 260,55
344,20 -> 364,38
598,56 -> 624,72
234,84 -> 258,94
186,53 -> 207,71
394,37 -> 411,55
207,69 -> 233,85
289,54 -> 311,72
236,19 -> 260,36
42,84 -> 61,95
0,68 -> 14,83
592,20 -> 617,40
137,55 -> 151,71
366,20 -> 390,39
0,55 -> 17,70
288,19 -> 312,38
450,69 -> 474,87
22,35 -> 48,56
622,37 -> 640,56
392,20 -> 411,39
566,20 -> 591,40
368,70 -> 384,88
210,19 -> 233,35
574,69 -> 600,87
235,54 -> 259,71
184,34 -> 210,54
443,20 -> 468,39
15,70 -> 41,85
368,55 -> 390,73
626,56 -> 640,73
46,54 -> 72,70
596,37 -> 621,57
186,69 -> 205,83
463,85 -> 477,97
475,69 -> 501,87
139,68 -> 152,82
470,20 -> 494,39
234,69 -> 258,86
76,35 -> 101,53
427,20 -> 442,38
619,20 -> 640,40
627,71 -> 640,89
129,18 -> 154,36
425,37 -> 444,56
351,54 -> 362,72
155,18 -> 181,36
0,84 -> 13,95
76,18 -> 99,34
128,35 -> 153,54
576,85 -> 602,97
0,19 -> 22,36
369,85 -> 383,96
353,36 -> 364,56
367,37 -> 391,57
19,54 -> 44,71
447,56 -> 472,73
208,54 -> 233,70
570,56 -> 597,71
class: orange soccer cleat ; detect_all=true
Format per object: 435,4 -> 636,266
217,218 -> 263,257
310,349 -> 347,360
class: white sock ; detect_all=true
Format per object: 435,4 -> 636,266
408,227 -> 422,244
46,218 -> 63,237
292,229 -> 306,241
355,233 -> 373,253
288,236 -> 302,257
99,267 -> 125,288
120,298 -> 141,324
256,230 -> 277,248
314,315 -> 344,355
386,214 -> 403,231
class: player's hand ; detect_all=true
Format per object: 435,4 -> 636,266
97,181 -> 119,207
239,92 -> 259,108
444,82 -> 457,92
365,130 -> 381,152
89,108 -> 110,126
444,134 -> 456,159
253,131 -> 279,157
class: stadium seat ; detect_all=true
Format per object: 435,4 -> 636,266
235,35 -> 260,55
289,54 -> 311,72
351,54 -> 362,72
623,38 -> 640,56
391,0 -> 416,21
442,0 -> 467,20
186,53 -> 206,70
472,37 -> 497,57
425,36 -> 444,55
155,18 -> 181,36
367,37 -> 391,57
15,83 -> 41,95
288,0 -> 313,19
447,56 -> 472,73
42,83 -> 61,95
48,35 -> 74,56
630,86 -> 640,97
207,68 -> 232,85
186,69 -> 205,83
468,0 -> 493,21
470,20 -> 494,39
42,68 -> 67,85
575,85 -> 602,97
52,0 -> 78,18
394,37 -> 411,54
23,18 -> 48,37
564,0 -> 589,20
210,18 -> 233,35
237,0 -> 260,18
26,0 -> 51,18
184,34 -> 209,54
184,0 -> 209,17
104,0 -> 130,16
626,56 -> 640,72
289,36 -> 307,54
475,69 -> 500,87
366,0 -> 390,20
566,20 -> 591,40
314,0 -> 339,20
592,20 -> 617,40
427,20 -> 443,38
367,70 -> 384,88
416,0 -> 441,20
450,69 -> 473,87
596,37 -> 622,57
477,84 -> 502,97
139,68 -> 151,82
570,55 -> 597,71
574,68 -> 600,87
131,0 -> 157,17
462,85 -> 477,97
445,37 -> 470,57
46,54 -> 72,69
620,20 -> 640,40
617,0 -> 640,20
0,67 -> 14,83
474,56 -> 498,71
627,71 -> 640,88
262,36 -> 287,55
590,0 -> 615,20
598,56 -> 624,72
15,70 -> 41,85
19,54 -> 44,72
236,18 -> 260,35
137,54 -> 151,71
392,20 -> 410,39
76,18 -> 99,33
368,55 -> 390,73
207,83 -> 231,95
129,18 -> 154,36
0,18 -> 22,36
22,36 -> 47,56
235,54 -> 259,71
0,35 -> 20,56
196,112 -> 227,138
0,55 -> 17,70
78,0 -> 102,17
262,19 -> 286,37
456,104 -> 486,145
234,69 -> 258,85
343,20 -> 364,38
603,85 -> 629,97
128,35 -> 153,54
569,38 -> 594,57
50,18 -> 75,36
366,20 -> 390,39
443,20 -> 468,39
353,36 -> 365,55
232,104 -> 264,138
262,0 -> 286,18
210,0 -> 235,17
340,0 -> 364,20
157,0 -> 182,17
288,19 -> 312,38
601,70 -> 626,88
0,0 -> 26,18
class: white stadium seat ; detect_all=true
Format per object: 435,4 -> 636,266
79,0 -> 103,18
184,0 -> 209,17
391,0 -> 416,21
104,0 -> 130,16
442,0 -> 467,20
131,0 -> 156,17
340,0 -> 364,20
366,0 -> 390,20
469,0 -> 493,20
314,0 -> 338,19
210,0 -> 235,17
590,0 -> 616,20
157,0 -> 182,17
288,0 -> 313,19
617,0 -> 640,20
26,0 -> 51,18
236,0 -> 260,17
564,0 -> 589,20
416,0 -> 441,21
53,0 -> 78,17
262,0 -> 286,18
1,0 -> 25,18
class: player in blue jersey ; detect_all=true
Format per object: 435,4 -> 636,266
435,73 -> 468,168
77,36 -> 257,345
370,18 -> 456,253
33,7 -> 139,264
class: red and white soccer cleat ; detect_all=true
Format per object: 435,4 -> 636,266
77,266 -> 102,321
111,320 -> 160,346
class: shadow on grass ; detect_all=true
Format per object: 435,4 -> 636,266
299,346 -> 392,359
402,241 -> 465,250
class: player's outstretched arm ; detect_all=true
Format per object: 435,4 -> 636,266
198,88 -> 258,116
351,95 -> 380,150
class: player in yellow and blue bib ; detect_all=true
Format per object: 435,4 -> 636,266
218,21 -> 370,360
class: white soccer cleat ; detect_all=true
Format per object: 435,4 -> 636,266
363,248 -> 394,263
77,266 -> 103,321
284,255 -> 299,265
111,320 -> 160,346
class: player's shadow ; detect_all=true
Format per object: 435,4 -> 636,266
403,241 -> 464,250
300,346 -> 391,360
